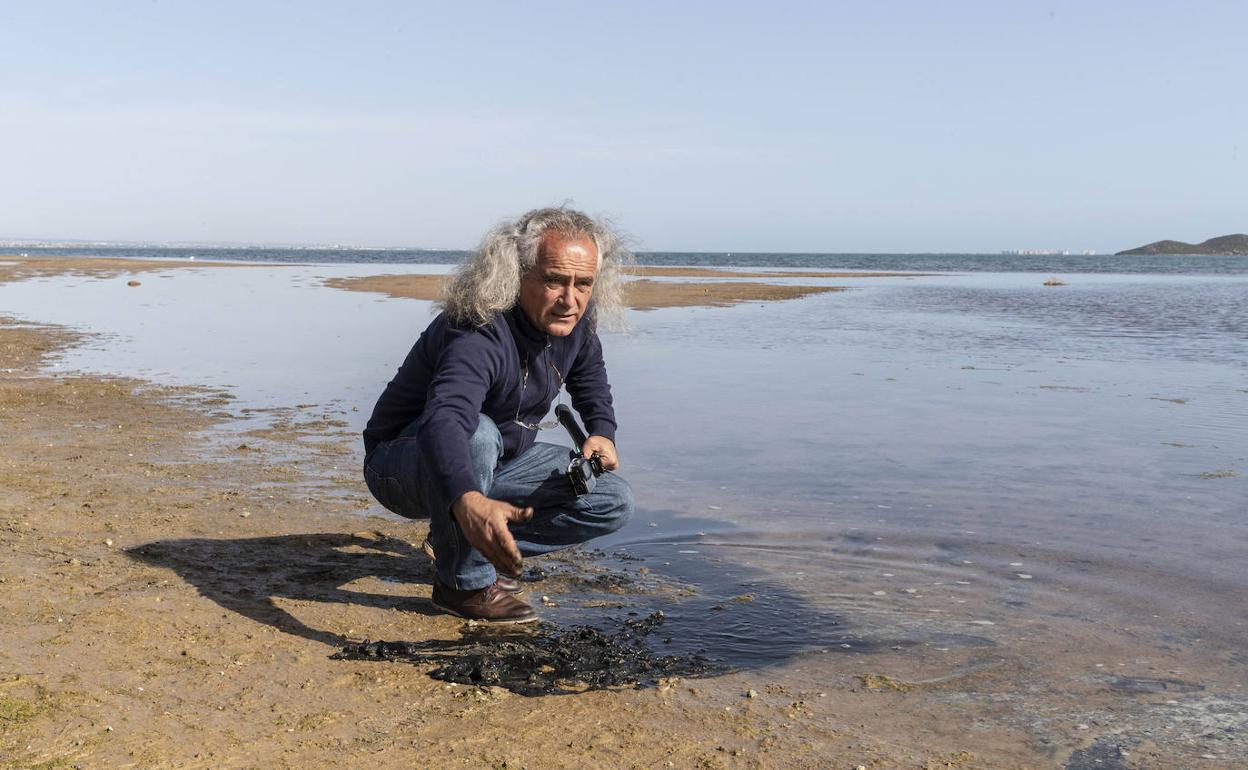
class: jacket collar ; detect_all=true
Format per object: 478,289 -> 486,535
507,305 -> 550,355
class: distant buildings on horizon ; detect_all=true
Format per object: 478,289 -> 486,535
1000,249 -> 1098,256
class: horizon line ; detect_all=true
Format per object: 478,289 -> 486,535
0,237 -> 1114,256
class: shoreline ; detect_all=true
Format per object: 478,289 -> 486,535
318,265 -> 925,309
0,255 -> 256,285
0,308 -> 919,768
2,260 -> 1242,768
323,272 -> 851,309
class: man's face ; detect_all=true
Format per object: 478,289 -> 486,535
518,231 -> 599,336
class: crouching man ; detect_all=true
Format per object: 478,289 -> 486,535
362,207 -> 633,623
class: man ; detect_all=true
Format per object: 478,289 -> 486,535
362,207 -> 633,624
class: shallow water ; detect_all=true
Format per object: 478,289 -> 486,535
3,264 -> 1246,756
0,263 -> 448,410
599,273 -> 1246,666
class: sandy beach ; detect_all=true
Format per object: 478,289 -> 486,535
0,303 -> 848,768
2,256 -> 1244,769
0,258 -> 974,769
7,1 -> 1247,765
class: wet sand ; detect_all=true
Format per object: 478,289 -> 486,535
1,258 -> 1242,768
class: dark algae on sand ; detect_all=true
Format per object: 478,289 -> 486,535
334,611 -> 720,696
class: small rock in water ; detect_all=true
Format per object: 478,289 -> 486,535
127,280 -> 141,287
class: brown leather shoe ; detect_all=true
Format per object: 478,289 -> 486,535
494,575 -> 523,593
421,539 -> 524,594
431,580 -> 538,624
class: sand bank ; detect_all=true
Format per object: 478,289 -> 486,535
324,273 -> 849,309
1,255 -> 858,310
0,255 -> 253,284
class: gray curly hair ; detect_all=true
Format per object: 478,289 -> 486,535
439,206 -> 633,330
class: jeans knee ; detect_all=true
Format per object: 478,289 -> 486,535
599,475 -> 634,533
468,414 -> 503,467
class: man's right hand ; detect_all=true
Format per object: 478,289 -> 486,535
450,491 -> 533,577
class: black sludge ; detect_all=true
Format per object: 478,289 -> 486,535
333,612 -> 720,696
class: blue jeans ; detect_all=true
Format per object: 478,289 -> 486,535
364,415 -> 633,590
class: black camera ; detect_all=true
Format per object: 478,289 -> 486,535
566,454 -> 604,496
556,405 -> 606,496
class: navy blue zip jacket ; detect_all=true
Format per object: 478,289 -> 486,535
363,306 -> 617,507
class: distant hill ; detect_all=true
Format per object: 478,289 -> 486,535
1116,233 -> 1248,256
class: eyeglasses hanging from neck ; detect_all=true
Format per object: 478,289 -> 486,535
513,348 -> 564,431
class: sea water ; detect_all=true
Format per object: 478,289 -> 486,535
11,244 -> 1248,274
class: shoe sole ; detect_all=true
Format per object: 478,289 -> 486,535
431,598 -> 539,625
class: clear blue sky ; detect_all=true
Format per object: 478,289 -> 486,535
2,1 -> 1244,252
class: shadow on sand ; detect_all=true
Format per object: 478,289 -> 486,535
126,520 -> 903,696
128,531 -> 440,648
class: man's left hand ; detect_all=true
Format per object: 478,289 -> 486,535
582,435 -> 619,471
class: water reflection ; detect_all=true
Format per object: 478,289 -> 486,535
896,280 -> 1248,364
603,271 -> 1246,682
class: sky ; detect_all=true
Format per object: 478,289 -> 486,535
1,1 -> 1245,253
